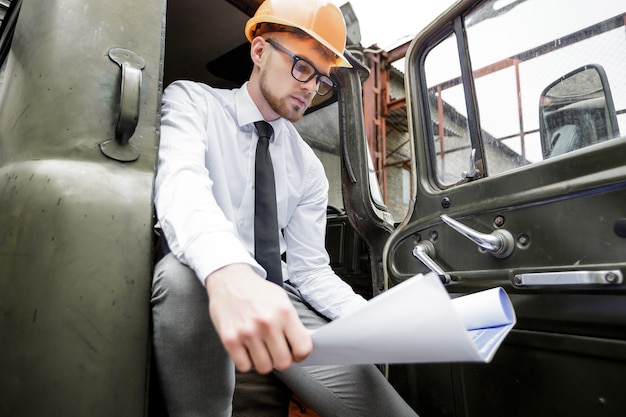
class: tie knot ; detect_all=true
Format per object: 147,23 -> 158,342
254,121 -> 274,141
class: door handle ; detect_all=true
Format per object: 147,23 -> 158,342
441,214 -> 514,258
99,48 -> 145,162
412,241 -> 451,283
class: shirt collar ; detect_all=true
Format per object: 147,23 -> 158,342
235,82 -> 284,143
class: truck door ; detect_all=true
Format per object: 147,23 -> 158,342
384,0 -> 626,415
0,1 -> 163,416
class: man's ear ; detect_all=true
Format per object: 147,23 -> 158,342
250,37 -> 265,66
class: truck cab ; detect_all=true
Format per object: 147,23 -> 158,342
0,0 -> 624,416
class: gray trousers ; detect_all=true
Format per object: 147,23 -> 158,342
151,253 -> 418,417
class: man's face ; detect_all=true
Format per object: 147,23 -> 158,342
258,35 -> 333,122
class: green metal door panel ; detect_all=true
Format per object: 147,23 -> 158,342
392,332 -> 626,417
0,161 -> 155,416
460,338 -> 626,417
385,0 -> 626,414
0,0 -> 164,415
387,146 -> 626,284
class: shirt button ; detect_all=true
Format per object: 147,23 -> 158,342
238,219 -> 245,227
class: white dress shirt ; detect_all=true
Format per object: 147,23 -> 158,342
154,80 -> 367,320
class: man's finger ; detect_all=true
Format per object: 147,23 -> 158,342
224,341 -> 253,373
263,328 -> 295,371
244,337 -> 275,374
284,316 -> 313,363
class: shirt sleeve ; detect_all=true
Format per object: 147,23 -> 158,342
154,81 -> 263,284
283,157 -> 368,320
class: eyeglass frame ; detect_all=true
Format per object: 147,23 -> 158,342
265,39 -> 335,96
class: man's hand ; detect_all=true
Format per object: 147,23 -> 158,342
205,263 -> 312,374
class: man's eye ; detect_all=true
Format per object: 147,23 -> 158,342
294,60 -> 311,75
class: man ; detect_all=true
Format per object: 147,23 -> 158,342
152,0 -> 418,416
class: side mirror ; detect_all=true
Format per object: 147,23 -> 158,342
539,64 -> 619,159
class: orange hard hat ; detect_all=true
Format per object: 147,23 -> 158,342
245,0 -> 352,68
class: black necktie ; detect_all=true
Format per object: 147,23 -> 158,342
254,121 -> 283,286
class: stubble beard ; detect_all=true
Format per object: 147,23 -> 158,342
259,72 -> 308,123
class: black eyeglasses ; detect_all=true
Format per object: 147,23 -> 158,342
265,39 -> 335,96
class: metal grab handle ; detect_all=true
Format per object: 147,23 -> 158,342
412,241 -> 451,283
99,48 -> 145,162
440,214 -> 514,258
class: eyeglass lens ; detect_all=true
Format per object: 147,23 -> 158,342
292,59 -> 333,95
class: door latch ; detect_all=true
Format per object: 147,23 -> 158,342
461,148 -> 481,180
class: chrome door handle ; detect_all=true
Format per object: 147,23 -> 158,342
441,214 -> 514,258
412,241 -> 451,283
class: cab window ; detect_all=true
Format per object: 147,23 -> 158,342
422,0 -> 626,187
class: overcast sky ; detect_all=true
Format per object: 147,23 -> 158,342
331,0 -> 457,49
